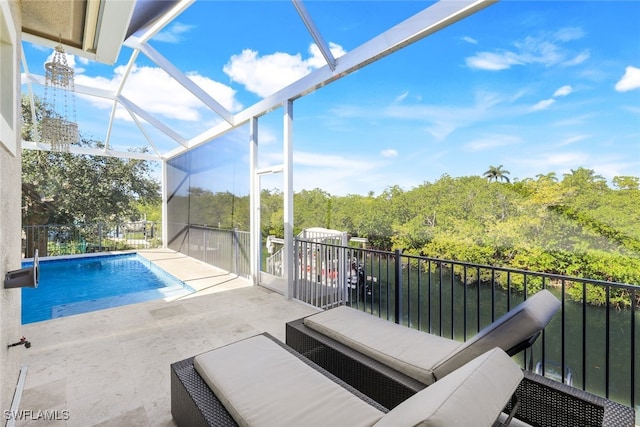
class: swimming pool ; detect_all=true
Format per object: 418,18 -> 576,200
21,253 -> 194,324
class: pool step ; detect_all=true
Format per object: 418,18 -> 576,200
51,284 -> 194,318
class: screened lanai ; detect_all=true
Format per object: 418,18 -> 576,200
5,1 -> 640,424
16,0 -> 497,298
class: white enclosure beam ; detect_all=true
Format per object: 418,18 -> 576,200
118,96 -> 188,147
133,41 -> 235,124
283,100 -> 294,299
126,108 -> 163,157
249,117 -> 259,285
21,140 -> 161,161
292,0 -> 336,71
22,73 -> 118,100
162,160 -> 169,249
105,49 -> 141,151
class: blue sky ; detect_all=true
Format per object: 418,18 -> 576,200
22,1 -> 640,196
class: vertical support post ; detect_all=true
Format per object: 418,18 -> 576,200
98,223 -> 103,251
161,159 -> 168,248
283,100 -> 294,299
204,227 -> 208,264
394,249 -> 402,324
249,117 -> 259,285
233,227 -> 239,276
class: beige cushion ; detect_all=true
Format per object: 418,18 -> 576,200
194,334 -> 384,427
373,348 -> 523,427
304,290 -> 559,385
304,306 -> 460,385
432,289 -> 560,380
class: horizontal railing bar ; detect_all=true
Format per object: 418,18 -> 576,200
296,238 -> 639,291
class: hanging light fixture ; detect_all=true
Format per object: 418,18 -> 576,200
41,43 -> 78,152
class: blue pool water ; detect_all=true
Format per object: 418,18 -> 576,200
22,253 -> 194,324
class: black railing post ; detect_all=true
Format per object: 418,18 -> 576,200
394,249 -> 402,324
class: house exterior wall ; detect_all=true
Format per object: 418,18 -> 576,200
0,0 -> 23,414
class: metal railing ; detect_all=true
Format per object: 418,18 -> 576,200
22,222 -> 161,258
265,236 -> 285,276
168,224 -> 250,278
293,238 -> 639,417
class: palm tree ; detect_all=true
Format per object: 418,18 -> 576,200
483,165 -> 511,183
535,172 -> 558,182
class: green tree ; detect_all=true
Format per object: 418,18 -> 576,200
535,172 -> 558,182
612,176 -> 640,191
294,188 -> 334,232
21,95 -> 161,226
561,167 -> 607,195
483,165 -> 511,183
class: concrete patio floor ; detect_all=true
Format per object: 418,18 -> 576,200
14,249 -> 319,426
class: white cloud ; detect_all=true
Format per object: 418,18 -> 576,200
531,99 -> 555,111
154,22 -> 195,44
553,85 -> 572,97
552,27 -> 585,42
466,28 -> 588,71
292,151 -> 385,195
545,152 -> 590,166
295,151 -> 372,170
334,90 -> 510,142
381,149 -> 398,158
563,51 -> 590,67
590,160 -> 640,181
512,152 -> 591,177
461,36 -> 478,45
223,42 -> 346,98
394,91 -> 409,103
465,51 -> 522,71
74,65 -> 242,122
615,66 -> 640,92
557,135 -> 589,147
463,134 -> 521,152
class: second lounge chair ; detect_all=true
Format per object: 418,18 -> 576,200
287,289 -> 560,408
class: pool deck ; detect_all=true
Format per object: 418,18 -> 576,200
15,249 -> 319,426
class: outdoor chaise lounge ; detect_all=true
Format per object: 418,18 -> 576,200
171,332 -> 523,427
286,289 -> 561,408
285,290 -> 637,425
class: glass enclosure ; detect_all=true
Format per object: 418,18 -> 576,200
166,125 -> 250,275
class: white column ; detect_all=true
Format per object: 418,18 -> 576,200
283,100 -> 294,299
161,159 -> 168,248
249,117 -> 259,286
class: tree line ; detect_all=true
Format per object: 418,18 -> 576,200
185,168 -> 639,305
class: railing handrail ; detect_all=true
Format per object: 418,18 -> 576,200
296,237 -> 639,291
22,221 -> 161,258
23,220 -> 156,227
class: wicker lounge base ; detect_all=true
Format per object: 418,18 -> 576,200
170,332 -> 388,427
285,316 -> 636,427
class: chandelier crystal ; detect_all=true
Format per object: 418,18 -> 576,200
41,44 -> 78,152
